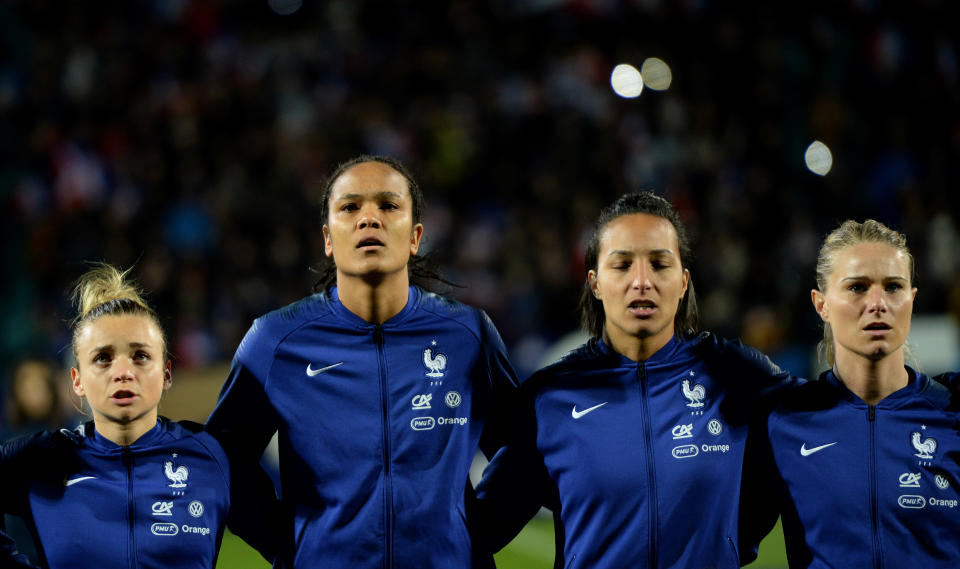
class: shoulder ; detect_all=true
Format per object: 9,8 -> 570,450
915,373 -> 956,412
771,375 -> 841,417
159,418 -> 230,478
161,419 -> 226,454
2,427 -> 83,482
237,293 -> 335,354
522,340 -> 606,392
694,331 -> 775,365
415,289 -> 501,342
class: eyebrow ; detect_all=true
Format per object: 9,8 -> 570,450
87,342 -> 153,354
838,275 -> 909,283
606,248 -> 675,257
335,191 -> 404,201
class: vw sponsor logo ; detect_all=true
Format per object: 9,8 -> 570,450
707,419 -> 723,436
444,391 -> 462,408
672,444 -> 699,459
897,495 -> 926,509
188,501 -> 204,518
935,474 -> 950,490
899,472 -> 922,488
151,522 -> 179,536
410,417 -> 436,431
671,424 -> 693,439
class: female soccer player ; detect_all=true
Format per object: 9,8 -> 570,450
762,220 -> 960,567
206,155 -> 519,569
0,264 -> 234,568
475,192 -> 802,568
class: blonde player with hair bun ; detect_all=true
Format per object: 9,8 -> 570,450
0,263 -> 271,568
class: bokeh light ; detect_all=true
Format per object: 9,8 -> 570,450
610,63 -> 644,98
640,57 -> 672,91
268,0 -> 303,16
804,140 -> 833,176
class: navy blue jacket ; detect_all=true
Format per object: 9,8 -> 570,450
0,418 -> 230,569
206,286 -> 519,569
763,368 -> 960,568
475,332 -> 799,569
0,528 -> 34,568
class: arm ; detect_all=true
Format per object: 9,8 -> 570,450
0,525 -> 36,569
737,412 -> 783,564
205,333 -> 283,562
700,332 -> 805,420
473,383 -> 555,554
476,311 -> 522,458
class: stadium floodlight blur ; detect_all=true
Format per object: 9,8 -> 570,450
610,63 -> 644,98
804,140 -> 833,176
640,57 -> 672,91
268,0 -> 302,16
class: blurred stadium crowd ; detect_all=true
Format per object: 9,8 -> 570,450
3,0 -> 960,434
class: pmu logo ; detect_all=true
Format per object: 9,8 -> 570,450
898,495 -> 926,509
410,417 -> 436,431
672,444 -> 699,459
151,522 -> 179,536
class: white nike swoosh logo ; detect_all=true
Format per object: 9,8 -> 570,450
571,402 -> 608,419
306,362 -> 344,377
800,442 -> 838,456
65,476 -> 97,487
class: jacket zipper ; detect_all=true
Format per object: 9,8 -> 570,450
374,324 -> 393,569
868,405 -> 881,569
638,363 -> 658,569
123,447 -> 136,569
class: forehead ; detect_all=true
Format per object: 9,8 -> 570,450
75,314 -> 163,348
599,213 -> 680,255
329,162 -> 411,200
830,242 -> 911,278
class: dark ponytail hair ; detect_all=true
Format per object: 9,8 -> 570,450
310,155 -> 455,295
579,192 -> 699,340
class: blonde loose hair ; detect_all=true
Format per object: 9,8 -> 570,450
70,263 -> 166,363
814,219 -> 915,366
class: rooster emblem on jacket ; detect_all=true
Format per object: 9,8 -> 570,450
682,377 -> 706,408
911,431 -> 937,460
164,461 -> 189,488
424,347 -> 447,378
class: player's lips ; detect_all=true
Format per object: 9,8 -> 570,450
628,299 -> 657,317
356,236 -> 385,249
862,321 -> 893,335
111,390 -> 138,405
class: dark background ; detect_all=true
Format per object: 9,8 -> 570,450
3,0 -> 960,429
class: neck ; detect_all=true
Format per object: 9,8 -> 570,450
94,412 -> 158,447
833,349 -> 909,406
605,329 -> 672,363
336,270 -> 410,324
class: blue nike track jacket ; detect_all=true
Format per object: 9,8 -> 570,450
475,333 -> 800,569
763,368 -> 960,568
0,418 -> 230,569
205,286 -> 519,569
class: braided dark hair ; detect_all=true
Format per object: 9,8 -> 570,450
310,155 -> 456,295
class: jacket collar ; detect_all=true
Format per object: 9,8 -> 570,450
595,334 -> 689,368
84,418 -> 168,453
329,285 -> 421,329
821,365 -> 927,408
